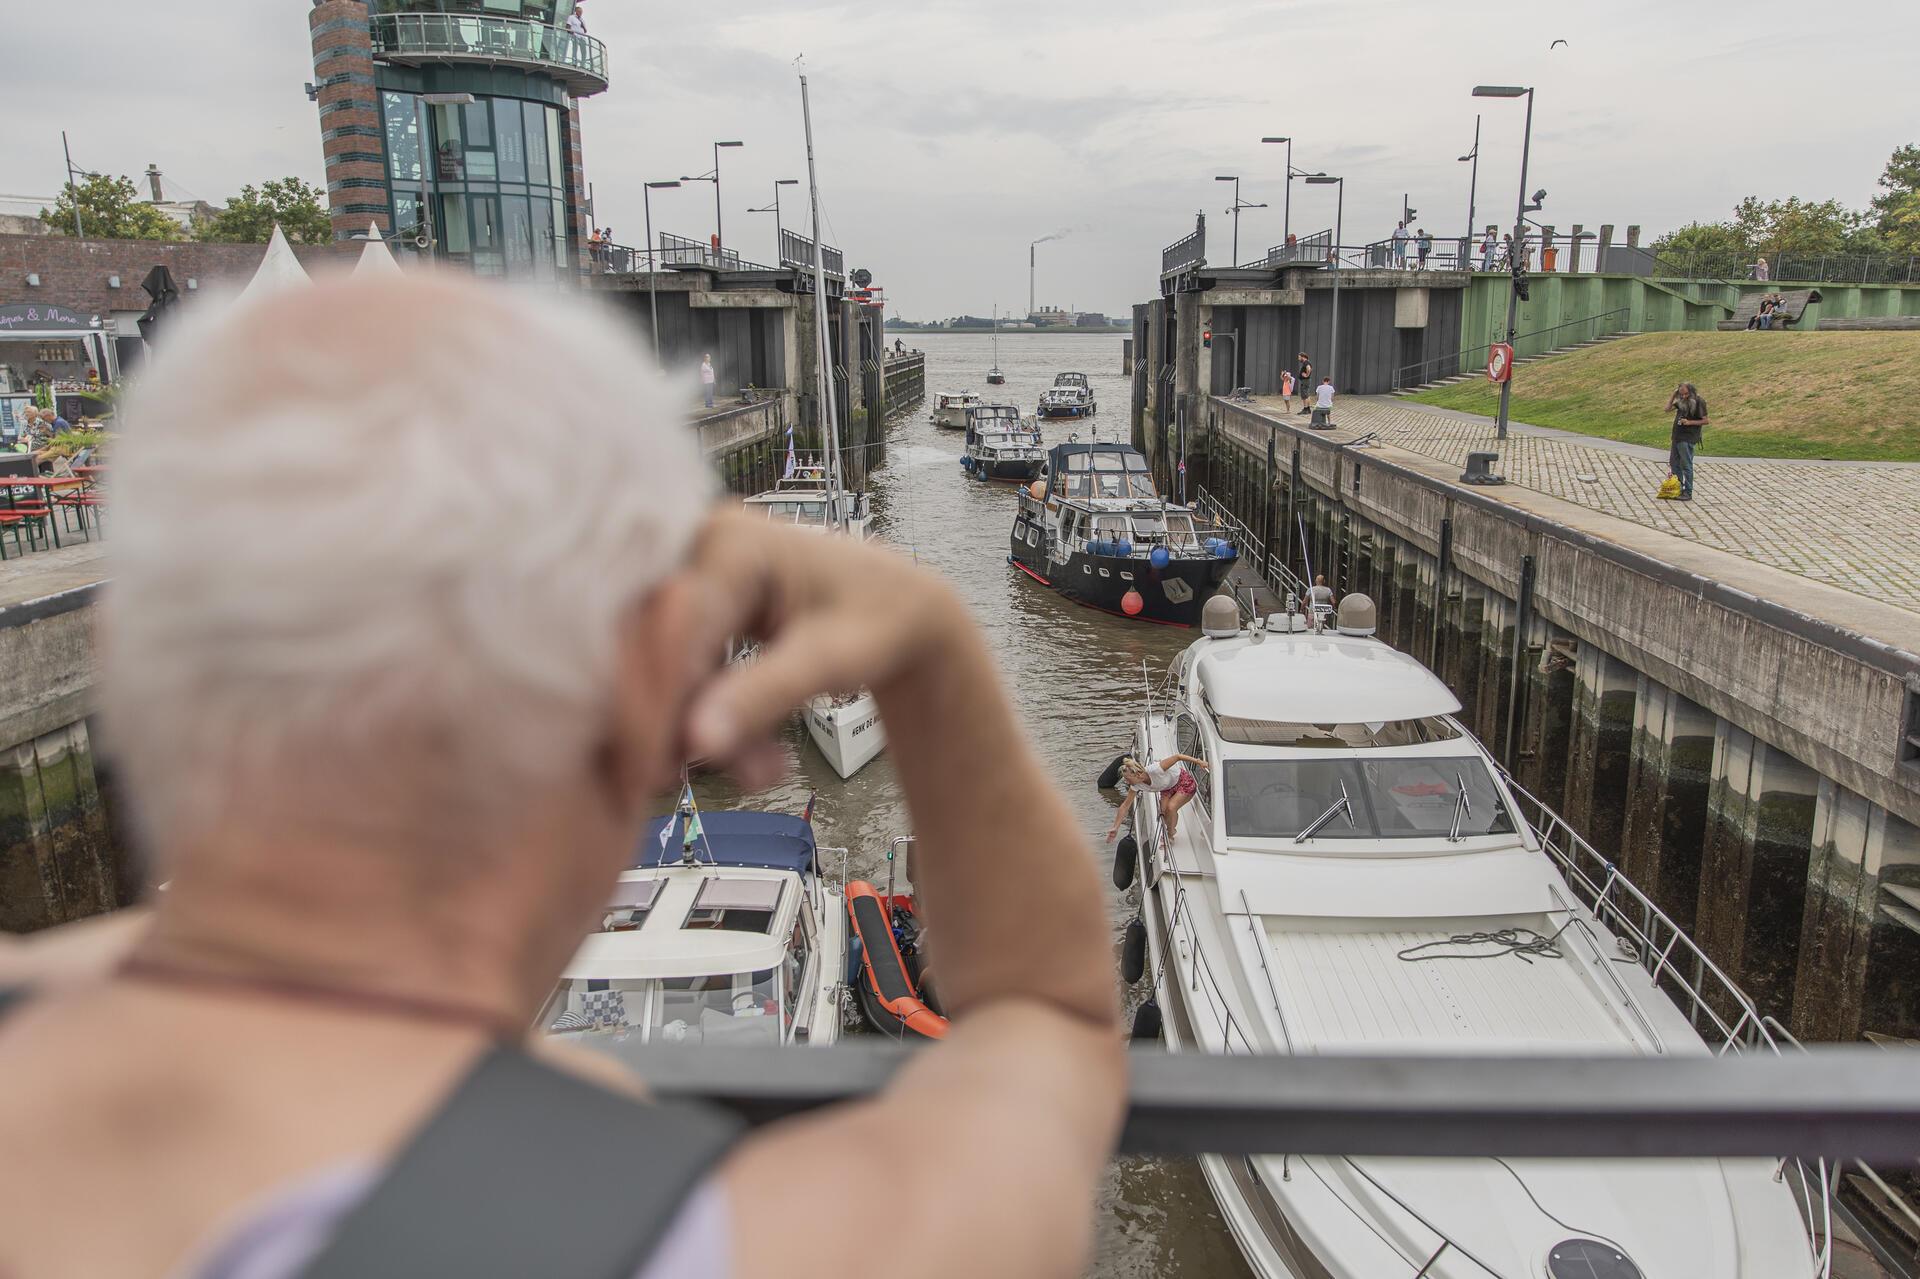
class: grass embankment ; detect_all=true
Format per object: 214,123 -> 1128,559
1409,331 -> 1920,461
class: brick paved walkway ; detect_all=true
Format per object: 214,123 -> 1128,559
1243,396 -> 1920,616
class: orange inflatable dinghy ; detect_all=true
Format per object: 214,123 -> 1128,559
846,880 -> 949,1040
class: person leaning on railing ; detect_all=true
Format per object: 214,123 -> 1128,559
0,274 -> 1124,1279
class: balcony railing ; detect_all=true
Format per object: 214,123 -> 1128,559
779,227 -> 845,281
369,12 -> 609,96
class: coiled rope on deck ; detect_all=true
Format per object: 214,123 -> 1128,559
1395,920 -> 1576,965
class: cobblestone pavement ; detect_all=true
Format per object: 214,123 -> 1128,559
1243,396 -> 1920,616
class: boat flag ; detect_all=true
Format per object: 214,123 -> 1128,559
801,789 -> 817,824
783,421 -> 797,478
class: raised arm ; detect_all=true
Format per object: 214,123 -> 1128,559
1159,753 -> 1208,771
681,512 -> 1125,1279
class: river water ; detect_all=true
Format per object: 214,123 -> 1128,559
691,331 -> 1252,1276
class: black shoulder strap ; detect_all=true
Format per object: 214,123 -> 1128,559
299,1046 -> 742,1279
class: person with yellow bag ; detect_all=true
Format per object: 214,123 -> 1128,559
1661,383 -> 1709,501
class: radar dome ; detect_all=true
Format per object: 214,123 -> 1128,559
1334,593 -> 1378,636
1201,595 -> 1241,638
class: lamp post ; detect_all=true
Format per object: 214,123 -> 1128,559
1473,85 -> 1535,441
749,178 -> 800,264
643,180 -> 680,365
1304,174 -> 1343,392
1459,114 -> 1481,271
681,139 -> 743,261
1215,176 -> 1267,266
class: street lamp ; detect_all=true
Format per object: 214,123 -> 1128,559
1261,136 -> 1322,246
1304,174 -> 1344,394
681,139 -> 743,260
643,180 -> 680,365
748,178 -> 800,264
1459,114 -> 1481,271
1473,84 -> 1535,441
1216,176 -> 1267,266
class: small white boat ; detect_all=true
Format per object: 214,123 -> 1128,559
806,689 -> 885,779
931,390 -> 982,430
543,803 -> 849,1046
1114,592 -> 1832,1279
741,459 -> 872,541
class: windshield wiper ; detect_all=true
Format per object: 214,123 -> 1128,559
1294,781 -> 1356,843
1447,771 -> 1473,842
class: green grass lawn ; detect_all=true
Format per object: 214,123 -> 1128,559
1408,331 -> 1920,461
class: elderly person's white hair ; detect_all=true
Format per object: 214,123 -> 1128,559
102,274 -> 711,855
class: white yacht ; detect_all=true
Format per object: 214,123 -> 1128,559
931,390 -> 982,430
741,463 -> 873,541
1116,593 -> 1831,1279
806,690 -> 885,780
961,404 -> 1044,483
544,805 -> 849,1047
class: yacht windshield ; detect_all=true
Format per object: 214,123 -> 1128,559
1223,755 -> 1515,840
1213,716 -> 1463,748
651,970 -> 781,1045
753,499 -> 828,525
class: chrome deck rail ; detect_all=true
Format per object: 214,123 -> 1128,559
1503,772 -> 1834,1275
1191,485 -> 1309,604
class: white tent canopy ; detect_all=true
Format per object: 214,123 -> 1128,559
237,225 -> 311,303
352,224 -> 402,279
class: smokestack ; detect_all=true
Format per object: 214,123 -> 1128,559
145,165 -> 163,203
1029,242 -> 1035,318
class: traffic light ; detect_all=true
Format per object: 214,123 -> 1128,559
1202,327 -> 1213,349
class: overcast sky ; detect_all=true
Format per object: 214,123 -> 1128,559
2,1 -> 1912,318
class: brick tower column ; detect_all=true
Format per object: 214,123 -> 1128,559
567,102 -> 590,274
309,0 -> 389,242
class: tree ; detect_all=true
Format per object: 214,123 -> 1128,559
40,174 -> 183,240
1650,221 -> 1749,276
1730,196 -> 1860,257
201,178 -> 333,246
1870,144 -> 1920,226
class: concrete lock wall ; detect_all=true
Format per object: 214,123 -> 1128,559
1162,393 -> 1920,1045
0,589 -> 136,933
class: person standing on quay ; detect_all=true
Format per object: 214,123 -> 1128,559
700,352 -> 716,408
1392,221 -> 1410,269
1666,382 -> 1709,502
1294,352 -> 1314,414
1416,228 -> 1433,270
1480,228 -> 1497,271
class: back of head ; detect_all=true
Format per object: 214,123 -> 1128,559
103,272 -> 711,858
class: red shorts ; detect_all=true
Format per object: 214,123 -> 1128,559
1172,769 -> 1198,798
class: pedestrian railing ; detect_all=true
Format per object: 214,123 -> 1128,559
655,232 -> 776,273
368,12 -> 608,92
1162,218 -> 1207,278
1390,306 -> 1632,391
1243,228 -> 1332,269
778,228 -> 845,280
1653,249 -> 1920,286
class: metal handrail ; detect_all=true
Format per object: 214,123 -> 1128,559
1501,773 -> 1833,1275
368,12 -> 608,85
1391,306 -> 1633,391
1191,485 -> 1308,602
779,228 -> 844,280
656,232 -> 776,273
1162,219 -> 1207,277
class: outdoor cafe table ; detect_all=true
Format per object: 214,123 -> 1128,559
1,475 -> 87,547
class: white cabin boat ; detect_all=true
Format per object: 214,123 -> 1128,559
1118,594 -> 1831,1279
932,390 -> 982,430
544,809 -> 848,1047
741,463 -> 872,542
806,690 -> 885,780
961,404 -> 1044,482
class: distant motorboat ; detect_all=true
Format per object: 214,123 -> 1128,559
806,689 -> 885,779
931,390 -> 982,429
961,404 -> 1044,483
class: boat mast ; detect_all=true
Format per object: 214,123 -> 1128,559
800,69 -> 847,530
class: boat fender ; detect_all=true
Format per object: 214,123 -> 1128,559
1096,752 -> 1128,790
1130,999 -> 1163,1043
1114,539 -> 1134,557
1121,917 -> 1147,985
846,933 -> 865,987
1112,834 -> 1138,890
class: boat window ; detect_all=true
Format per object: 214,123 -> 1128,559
1091,452 -> 1122,471
601,878 -> 660,932
1063,473 -> 1094,498
782,918 -> 810,1034
752,499 -> 828,526
1165,513 -> 1200,550
1092,516 -> 1130,541
1124,453 -> 1148,471
651,971 -> 781,1045
1223,756 -> 1515,841
684,877 -> 784,933
1212,716 -> 1465,748
1126,473 -> 1159,499
1175,713 -> 1213,816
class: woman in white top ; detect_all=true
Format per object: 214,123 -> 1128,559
1107,753 -> 1210,841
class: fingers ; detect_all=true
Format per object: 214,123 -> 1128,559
686,610 -> 888,762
